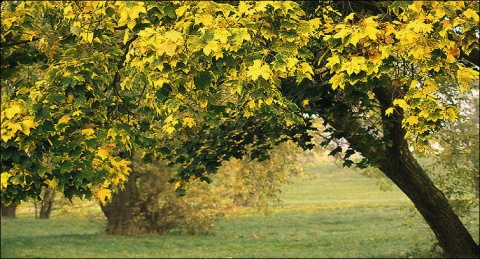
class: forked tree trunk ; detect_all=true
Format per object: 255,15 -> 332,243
39,188 -> 56,219
1,201 -> 16,218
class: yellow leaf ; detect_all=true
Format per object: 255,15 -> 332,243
419,110 -> 429,118
213,28 -> 232,44
175,5 -> 189,18
1,131 -> 15,142
128,4 -> 147,20
410,80 -> 419,89
299,62 -> 314,76
21,119 -> 38,136
72,110 -> 82,116
58,115 -> 71,125
4,104 -> 22,119
200,99 -> 208,109
443,107 -> 458,122
45,178 -> 58,189
302,99 -> 309,107
97,147 -> 110,160
158,41 -> 178,56
265,97 -> 273,105
405,116 -> 419,125
127,20 -> 136,31
66,94 -> 74,103
81,32 -> 94,43
457,67 -> 478,90
123,30 -> 129,45
349,30 -> 365,46
285,57 -> 298,69
385,107 -> 394,116
463,9 -> 479,22
326,55 -> 340,69
362,16 -> 379,40
343,56 -> 367,75
95,188 -> 112,205
410,45 -> 427,59
81,128 -> 95,137
7,122 -> 23,134
333,25 -> 352,40
393,99 -> 410,110
344,13 -> 355,22
2,17 -> 16,31
407,20 -> 433,33
1,173 -> 12,189
195,13 -> 213,27
203,40 -> 220,56
164,30 -> 183,43
309,18 -> 321,30
163,125 -> 176,135
330,73 -> 345,90
247,60 -> 272,81
63,5 -> 75,19
247,100 -> 256,109
182,117 -> 196,128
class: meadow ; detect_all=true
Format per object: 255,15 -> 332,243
1,159 -> 479,258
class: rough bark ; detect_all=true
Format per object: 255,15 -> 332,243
39,188 -> 56,219
99,165 -> 180,235
377,134 -> 479,258
364,87 -> 479,258
1,201 -> 17,218
315,85 -> 480,258
100,170 -> 153,235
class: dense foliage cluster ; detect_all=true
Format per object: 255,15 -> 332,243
1,1 -> 479,256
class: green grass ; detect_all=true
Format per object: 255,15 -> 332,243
1,160 -> 478,258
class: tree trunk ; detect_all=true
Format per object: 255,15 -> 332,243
100,170 -> 151,235
379,146 -> 479,258
39,188 -> 56,219
371,87 -> 480,258
233,191 -> 258,207
316,86 -> 480,258
100,167 -> 178,235
1,201 -> 16,218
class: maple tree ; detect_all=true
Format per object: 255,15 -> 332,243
1,1 -> 479,257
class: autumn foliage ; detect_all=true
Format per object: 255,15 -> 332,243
1,1 -> 479,257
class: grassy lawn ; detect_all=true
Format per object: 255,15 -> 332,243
1,160 -> 478,258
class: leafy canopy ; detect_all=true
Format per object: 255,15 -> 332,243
1,1 -> 478,204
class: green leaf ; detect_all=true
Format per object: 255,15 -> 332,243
60,161 -> 73,173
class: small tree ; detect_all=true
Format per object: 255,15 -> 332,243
1,201 -> 16,218
218,141 -> 303,209
100,154 -> 232,235
38,187 -> 56,219
426,92 -> 479,217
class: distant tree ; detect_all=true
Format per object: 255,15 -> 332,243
1,201 -> 16,218
38,187 -> 56,219
426,92 -> 479,217
218,141 -> 303,209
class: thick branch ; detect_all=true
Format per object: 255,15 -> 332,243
1,33 -> 75,50
0,37 -> 41,49
460,47 -> 480,67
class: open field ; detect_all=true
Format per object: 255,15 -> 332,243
1,160 -> 479,258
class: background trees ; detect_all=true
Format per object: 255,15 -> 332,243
1,1 -> 478,257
